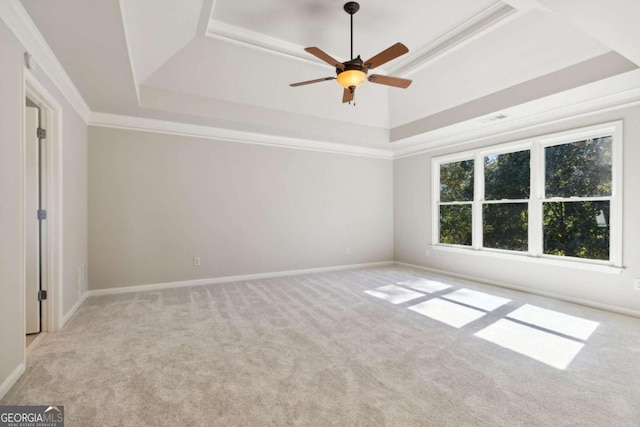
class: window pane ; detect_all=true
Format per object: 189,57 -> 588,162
440,160 -> 474,202
543,201 -> 610,260
484,150 -> 530,200
439,205 -> 472,246
545,137 -> 612,198
483,203 -> 528,251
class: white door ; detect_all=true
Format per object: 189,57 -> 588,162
25,105 -> 40,334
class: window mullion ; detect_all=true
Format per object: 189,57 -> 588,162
544,196 -> 612,202
610,126 -> 623,267
473,153 -> 484,250
432,159 -> 440,245
529,141 -> 543,256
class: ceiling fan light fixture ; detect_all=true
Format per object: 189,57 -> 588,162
336,69 -> 367,89
289,2 -> 412,103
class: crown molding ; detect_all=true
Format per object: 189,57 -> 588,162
386,2 -> 517,76
206,18 -> 333,70
205,2 -> 516,78
88,112 -> 394,159
5,0 -> 636,162
392,85 -> 640,159
89,82 -> 640,162
0,0 -> 91,122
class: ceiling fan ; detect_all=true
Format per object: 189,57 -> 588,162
290,1 -> 412,104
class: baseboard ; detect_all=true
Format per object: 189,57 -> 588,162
0,363 -> 26,401
394,261 -> 640,318
26,332 -> 47,354
88,261 -> 394,297
61,292 -> 89,327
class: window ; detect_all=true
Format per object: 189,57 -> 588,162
483,150 -> 530,252
439,159 -> 473,246
433,122 -> 622,268
543,136 -> 613,260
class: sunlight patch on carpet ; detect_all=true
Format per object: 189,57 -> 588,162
475,319 -> 585,369
441,288 -> 511,312
408,298 -> 486,328
364,285 -> 425,304
506,304 -> 599,340
396,278 -> 452,293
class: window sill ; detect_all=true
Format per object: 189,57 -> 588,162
431,244 -> 624,275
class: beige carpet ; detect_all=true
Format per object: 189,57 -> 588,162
3,266 -> 640,426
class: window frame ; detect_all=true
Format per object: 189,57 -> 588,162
431,121 -> 623,272
437,153 -> 475,248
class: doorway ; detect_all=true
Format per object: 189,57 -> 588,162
23,71 -> 64,349
24,96 -> 48,347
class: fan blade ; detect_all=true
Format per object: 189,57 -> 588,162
364,43 -> 409,69
305,47 -> 345,70
290,77 -> 336,87
368,74 -> 412,88
342,87 -> 355,103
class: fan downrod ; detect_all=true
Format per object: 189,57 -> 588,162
343,2 -> 359,15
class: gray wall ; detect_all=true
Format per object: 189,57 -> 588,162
62,102 -> 88,314
0,16 -> 25,394
0,19 -> 88,392
88,127 -> 394,290
394,105 -> 640,314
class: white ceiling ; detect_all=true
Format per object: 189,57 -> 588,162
123,0 -> 202,85
18,0 -> 640,151
208,0 -> 499,70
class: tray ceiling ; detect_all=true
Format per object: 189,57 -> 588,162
18,0 -> 640,152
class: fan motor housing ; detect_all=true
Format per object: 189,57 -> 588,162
336,56 -> 367,76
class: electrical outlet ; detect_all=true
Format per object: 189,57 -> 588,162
424,248 -> 430,257
634,278 -> 640,291
345,247 -> 351,255
193,257 -> 201,266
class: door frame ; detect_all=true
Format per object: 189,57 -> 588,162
24,100 -> 42,335
22,68 -> 64,341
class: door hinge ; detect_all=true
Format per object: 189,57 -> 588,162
37,127 -> 47,139
38,290 -> 47,301
37,209 -> 47,220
